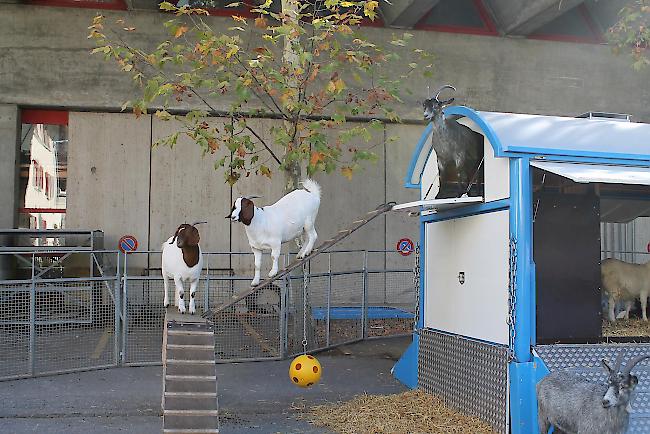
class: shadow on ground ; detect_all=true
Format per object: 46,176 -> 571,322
0,336 -> 410,434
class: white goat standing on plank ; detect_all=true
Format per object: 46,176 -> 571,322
601,258 -> 650,322
228,179 -> 321,286
162,222 -> 204,314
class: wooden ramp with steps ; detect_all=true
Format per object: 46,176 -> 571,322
202,202 -> 396,318
162,308 -> 219,434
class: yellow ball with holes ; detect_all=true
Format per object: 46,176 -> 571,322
289,354 -> 322,388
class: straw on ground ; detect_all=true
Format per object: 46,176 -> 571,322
299,390 -> 497,434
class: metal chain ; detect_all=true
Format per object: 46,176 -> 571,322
302,261 -> 309,354
507,237 -> 518,361
413,243 -> 421,332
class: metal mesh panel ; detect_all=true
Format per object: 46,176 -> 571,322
536,343 -> 650,432
0,283 -> 31,379
327,272 -> 364,347
366,270 -> 415,338
419,329 -> 509,433
124,277 -> 169,364
35,280 -> 116,375
209,276 -> 281,361
0,278 -> 118,380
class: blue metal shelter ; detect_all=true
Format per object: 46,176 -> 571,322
392,105 -> 650,433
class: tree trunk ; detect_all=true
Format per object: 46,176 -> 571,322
282,0 -> 301,194
284,158 -> 302,193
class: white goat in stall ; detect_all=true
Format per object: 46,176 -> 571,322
162,223 -> 204,314
227,179 -> 321,286
601,258 -> 650,322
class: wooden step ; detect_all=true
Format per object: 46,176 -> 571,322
167,359 -> 214,365
165,392 -> 217,398
163,429 -> 219,434
168,329 -> 214,336
163,430 -> 219,434
167,344 -> 214,350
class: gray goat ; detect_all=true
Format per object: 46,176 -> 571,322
537,352 -> 650,434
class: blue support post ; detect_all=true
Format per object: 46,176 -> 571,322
509,157 -> 538,434
393,224 -> 425,388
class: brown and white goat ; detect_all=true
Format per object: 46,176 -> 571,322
162,223 -> 204,314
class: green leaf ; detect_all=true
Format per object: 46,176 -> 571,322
159,2 -> 177,11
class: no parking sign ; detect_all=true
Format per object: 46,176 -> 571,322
118,235 -> 138,254
396,238 -> 414,256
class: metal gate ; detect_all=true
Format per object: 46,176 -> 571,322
0,249 -> 415,380
0,250 -> 120,380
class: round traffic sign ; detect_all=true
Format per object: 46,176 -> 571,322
118,235 -> 138,254
396,238 -> 414,256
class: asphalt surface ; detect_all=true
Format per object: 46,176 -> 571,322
0,336 -> 410,434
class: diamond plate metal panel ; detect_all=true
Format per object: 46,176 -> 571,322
536,343 -> 650,433
418,329 -> 508,433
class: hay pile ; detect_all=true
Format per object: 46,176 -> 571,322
603,318 -> 650,337
300,390 -> 497,434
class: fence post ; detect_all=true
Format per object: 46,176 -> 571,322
362,250 -> 368,340
326,252 -> 331,347
204,254 -> 210,313
29,253 -> 36,376
121,252 -> 128,365
281,252 -> 290,357
114,251 -> 121,366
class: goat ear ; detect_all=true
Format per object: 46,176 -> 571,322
239,198 -> 255,226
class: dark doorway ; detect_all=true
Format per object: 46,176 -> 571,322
534,173 -> 601,343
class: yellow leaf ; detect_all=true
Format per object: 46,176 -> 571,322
364,0 -> 378,20
341,167 -> 353,180
225,45 -> 239,59
327,80 -> 336,93
334,78 -> 345,93
232,15 -> 247,24
175,25 -> 188,38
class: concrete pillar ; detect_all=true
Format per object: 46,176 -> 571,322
0,104 -> 19,229
0,104 -> 19,279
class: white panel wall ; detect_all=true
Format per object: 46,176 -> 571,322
484,137 -> 509,202
424,210 -> 510,344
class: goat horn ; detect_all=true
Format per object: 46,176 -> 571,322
192,221 -> 207,226
434,85 -> 456,105
623,354 -> 650,376
613,351 -> 626,374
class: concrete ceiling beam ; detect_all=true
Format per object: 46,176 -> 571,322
485,0 -> 585,35
379,0 -> 440,28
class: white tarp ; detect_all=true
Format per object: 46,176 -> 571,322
531,161 -> 650,186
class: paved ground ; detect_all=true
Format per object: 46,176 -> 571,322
0,336 -> 410,434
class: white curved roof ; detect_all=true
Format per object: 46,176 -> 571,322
476,110 -> 650,161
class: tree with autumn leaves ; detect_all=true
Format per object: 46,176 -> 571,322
88,0 -> 433,190
608,0 -> 649,71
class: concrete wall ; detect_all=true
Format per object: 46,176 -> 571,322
2,3 -> 650,277
0,4 -> 648,121
65,111 -> 415,274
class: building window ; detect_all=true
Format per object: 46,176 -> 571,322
19,110 -> 68,230
26,0 -> 127,10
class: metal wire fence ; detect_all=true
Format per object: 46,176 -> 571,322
0,251 -> 120,380
0,249 -> 415,379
